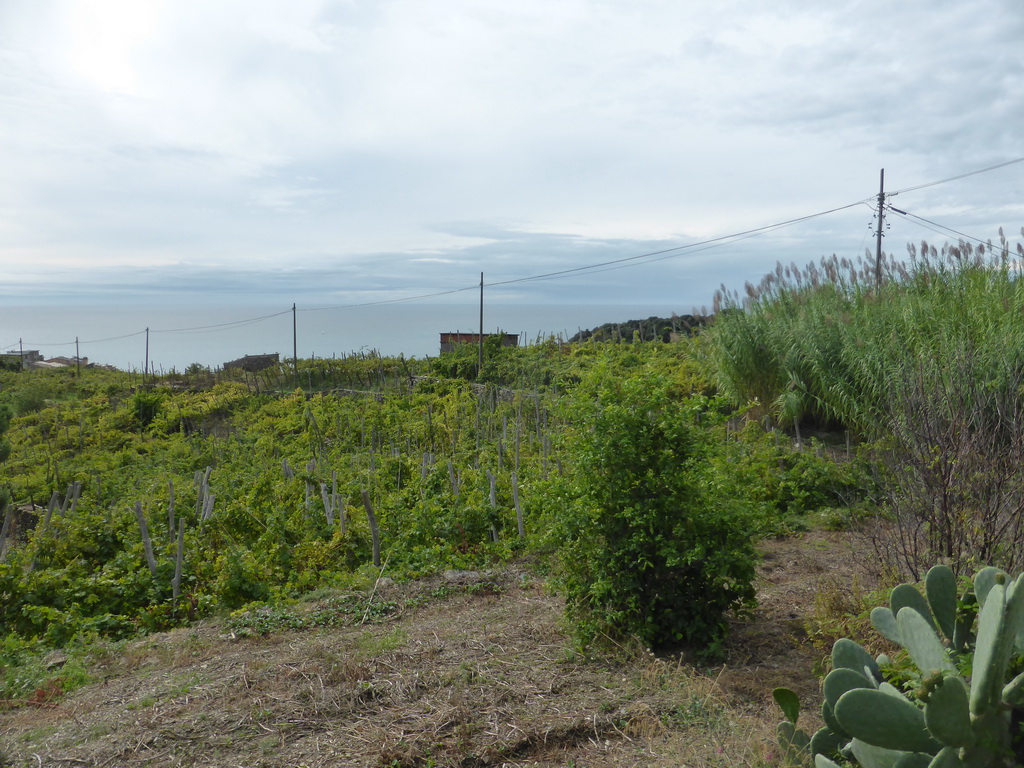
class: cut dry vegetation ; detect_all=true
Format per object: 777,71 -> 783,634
0,530 -> 872,768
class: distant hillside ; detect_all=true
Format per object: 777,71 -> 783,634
570,313 -> 709,343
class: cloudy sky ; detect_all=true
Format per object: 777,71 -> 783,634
2,0 -> 1023,313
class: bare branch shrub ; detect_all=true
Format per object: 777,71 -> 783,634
866,339 -> 1024,579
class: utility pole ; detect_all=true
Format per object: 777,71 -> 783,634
478,272 -> 484,376
145,328 -> 150,382
75,337 -> 80,378
292,303 -> 298,383
875,168 -> 885,291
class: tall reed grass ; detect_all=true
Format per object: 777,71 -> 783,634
708,229 -> 1024,575
709,230 -> 1024,433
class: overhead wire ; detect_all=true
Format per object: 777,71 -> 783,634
13,329 -> 147,348
891,157 -> 1024,196
513,203 -> 876,284
152,309 -> 292,334
301,284 -> 478,313
886,207 -> 989,245
8,155 -> 1023,352
299,198 -> 871,307
487,200 -> 870,288
886,208 -> 1024,258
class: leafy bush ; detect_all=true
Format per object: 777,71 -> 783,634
554,365 -> 757,658
128,388 -> 164,429
10,381 -> 52,416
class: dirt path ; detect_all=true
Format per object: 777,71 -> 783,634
0,531 -> 872,767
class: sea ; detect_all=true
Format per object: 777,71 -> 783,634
0,303 -> 684,373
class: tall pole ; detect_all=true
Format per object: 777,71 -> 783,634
292,303 -> 298,382
18,338 -> 23,371
145,327 -> 150,381
478,272 -> 484,375
75,337 -> 80,378
875,168 -> 885,291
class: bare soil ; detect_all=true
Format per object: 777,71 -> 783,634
0,530 -> 875,768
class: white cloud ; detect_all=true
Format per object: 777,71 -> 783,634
0,0 -> 1022,309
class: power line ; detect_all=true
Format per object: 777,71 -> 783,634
301,284 -> 478,313
886,207 -> 1011,249
891,157 -> 1024,196
15,314 -> 289,349
488,200 -> 870,288
18,329 -> 147,347
151,309 -> 292,334
12,156 -> 1023,352
300,198 -> 871,309
514,203 -> 877,283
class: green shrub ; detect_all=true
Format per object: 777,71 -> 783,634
555,365 -> 757,658
128,388 -> 164,429
10,381 -> 51,415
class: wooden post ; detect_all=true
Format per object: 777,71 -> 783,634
292,303 -> 299,383
478,272 -> 484,376
320,482 -> 334,527
515,416 -> 522,472
0,505 -> 13,562
333,471 -> 345,534
43,491 -> 59,531
69,480 -> 81,515
172,519 -> 185,600
304,460 -> 316,519
338,498 -> 347,535
426,404 -> 435,454
135,501 -> 158,577
512,472 -> 525,540
487,470 -> 499,542
361,489 -> 381,567
168,479 -> 175,543
448,461 -> 460,502
874,168 -> 885,291
201,493 -> 216,522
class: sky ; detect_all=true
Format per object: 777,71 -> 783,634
2,0 -> 1023,315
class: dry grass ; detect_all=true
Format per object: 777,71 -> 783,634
0,531 -> 874,768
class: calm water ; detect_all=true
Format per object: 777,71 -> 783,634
0,302 -> 683,372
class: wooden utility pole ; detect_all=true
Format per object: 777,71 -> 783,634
75,337 -> 80,378
875,168 -> 885,290
144,328 -> 150,381
292,303 -> 298,381
478,272 -> 484,375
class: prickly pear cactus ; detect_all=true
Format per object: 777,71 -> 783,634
774,564 -> 1024,768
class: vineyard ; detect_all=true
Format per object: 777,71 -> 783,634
3,237 -> 1024,766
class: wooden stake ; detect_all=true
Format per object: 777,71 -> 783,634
448,461 -> 460,502
320,482 -> 334,527
512,472 -> 525,540
172,519 -> 185,600
168,479 -> 175,543
43,491 -> 59,530
135,501 -> 158,577
0,505 -> 13,562
487,470 -> 499,542
361,489 -> 381,567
